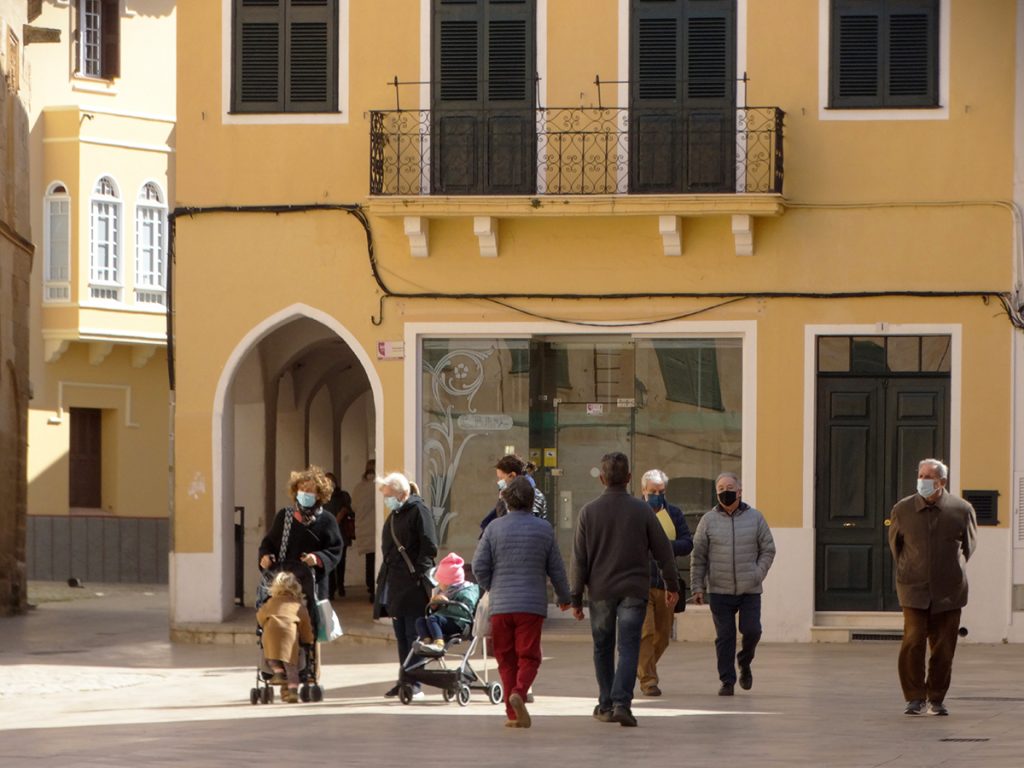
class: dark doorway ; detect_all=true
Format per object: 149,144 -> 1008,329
815,336 -> 951,612
629,0 -> 737,192
70,407 -> 102,508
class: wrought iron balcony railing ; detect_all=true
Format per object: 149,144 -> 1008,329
369,106 -> 784,197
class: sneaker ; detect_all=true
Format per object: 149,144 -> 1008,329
509,692 -> 532,729
525,688 -> 535,704
718,683 -> 735,696
268,673 -> 287,686
739,664 -> 753,691
929,701 -> 949,716
411,690 -> 425,701
384,684 -> 400,698
592,705 -> 614,722
641,684 -> 662,697
904,699 -> 927,715
281,688 -> 299,704
610,706 -> 638,727
504,719 -> 521,728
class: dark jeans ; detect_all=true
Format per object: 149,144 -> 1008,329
898,607 -> 961,703
329,544 -> 348,598
414,613 -> 461,641
589,596 -> 647,711
709,593 -> 762,685
365,553 -> 376,596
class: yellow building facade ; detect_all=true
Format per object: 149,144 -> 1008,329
172,0 -> 1024,642
25,1 -> 175,583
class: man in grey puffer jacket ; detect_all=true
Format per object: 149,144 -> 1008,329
690,472 -> 775,696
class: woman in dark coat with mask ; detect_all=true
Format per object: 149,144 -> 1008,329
372,471 -> 438,699
259,465 -> 344,620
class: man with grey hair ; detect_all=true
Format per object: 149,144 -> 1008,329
889,458 -> 977,716
637,469 -> 692,697
690,471 -> 775,696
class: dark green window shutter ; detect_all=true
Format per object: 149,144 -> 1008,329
432,0 -> 535,194
287,0 -> 338,112
630,0 -> 735,193
232,0 -> 338,114
100,0 -> 120,79
830,0 -> 937,108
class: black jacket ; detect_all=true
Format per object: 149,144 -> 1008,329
373,494 -> 439,619
259,507 -> 343,606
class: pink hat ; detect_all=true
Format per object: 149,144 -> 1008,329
435,553 -> 465,586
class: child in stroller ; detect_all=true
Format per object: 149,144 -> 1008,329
250,562 -> 323,705
397,553 -> 503,707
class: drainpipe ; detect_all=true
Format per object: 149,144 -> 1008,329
1011,0 -> 1024,637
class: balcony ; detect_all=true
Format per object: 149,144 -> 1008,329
368,106 -> 784,256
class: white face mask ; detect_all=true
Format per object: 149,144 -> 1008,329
917,478 -> 938,498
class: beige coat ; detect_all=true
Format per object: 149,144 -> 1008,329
257,594 -> 314,664
888,490 -> 977,612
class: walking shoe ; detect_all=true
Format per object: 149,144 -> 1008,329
738,664 -> 753,690
641,684 -> 662,697
268,673 -> 287,686
525,688 -> 535,703
904,699 -> 927,715
509,692 -> 532,728
718,683 -> 735,696
384,684 -> 400,698
411,689 -> 425,701
504,719 -> 521,728
592,705 -> 614,722
281,688 -> 299,704
929,701 -> 949,716
610,706 -> 638,727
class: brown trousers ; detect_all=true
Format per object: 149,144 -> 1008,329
898,606 -> 961,703
638,587 -> 673,689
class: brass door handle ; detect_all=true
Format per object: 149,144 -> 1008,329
884,519 -> 892,527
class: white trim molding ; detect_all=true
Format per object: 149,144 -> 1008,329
818,0 -> 951,122
801,323 -> 963,531
48,381 -> 141,428
220,0 -> 350,126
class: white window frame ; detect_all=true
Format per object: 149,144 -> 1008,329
221,0 -> 351,125
89,176 -> 123,303
44,182 -> 72,303
134,182 -> 168,308
80,0 -> 103,78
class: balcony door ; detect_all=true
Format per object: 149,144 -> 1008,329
629,0 -> 736,193
431,0 -> 536,194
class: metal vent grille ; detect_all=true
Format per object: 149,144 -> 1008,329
1016,473 -> 1024,549
963,490 -> 999,526
851,632 -> 903,642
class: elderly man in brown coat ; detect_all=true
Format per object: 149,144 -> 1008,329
888,458 -> 977,717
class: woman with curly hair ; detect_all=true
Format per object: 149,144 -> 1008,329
259,465 -> 344,619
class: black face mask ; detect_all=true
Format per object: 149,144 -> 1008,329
718,490 -> 738,507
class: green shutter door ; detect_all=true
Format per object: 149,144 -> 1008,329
630,0 -> 735,193
286,0 -> 338,113
434,1 -> 484,193
233,0 -> 285,112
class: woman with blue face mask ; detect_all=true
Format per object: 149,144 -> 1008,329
372,471 -> 439,700
259,465 -> 344,626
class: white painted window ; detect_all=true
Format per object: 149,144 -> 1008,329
80,0 -> 102,77
44,182 -> 71,303
89,176 -> 122,302
134,182 -> 167,307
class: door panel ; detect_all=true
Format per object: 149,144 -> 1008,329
816,376 -> 949,611
70,407 -> 102,508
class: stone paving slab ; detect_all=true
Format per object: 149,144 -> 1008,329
2,586 -> 1023,767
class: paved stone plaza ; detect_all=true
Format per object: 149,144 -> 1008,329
2,584 -> 1023,767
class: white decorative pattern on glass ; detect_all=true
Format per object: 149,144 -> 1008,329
135,183 -> 166,307
44,183 -> 71,303
89,176 -> 121,302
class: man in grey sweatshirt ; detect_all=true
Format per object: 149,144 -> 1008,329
690,472 -> 775,696
571,452 -> 679,727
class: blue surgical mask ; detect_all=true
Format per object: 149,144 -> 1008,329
384,496 -> 401,512
647,493 -> 666,511
497,478 -> 507,491
917,478 -> 938,498
296,491 -> 317,509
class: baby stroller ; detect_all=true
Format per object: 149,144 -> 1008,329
396,610 -> 503,707
249,561 -> 323,705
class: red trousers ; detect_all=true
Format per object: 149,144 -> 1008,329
490,612 -> 544,720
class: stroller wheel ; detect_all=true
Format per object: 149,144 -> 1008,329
262,686 -> 273,704
300,685 -> 311,703
457,684 -> 471,707
443,686 -> 455,703
487,682 -> 503,705
398,684 -> 414,705
249,688 -> 260,705
311,685 -> 323,702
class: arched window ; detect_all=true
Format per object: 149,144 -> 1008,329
135,182 -> 167,307
89,176 -> 122,301
44,182 -> 71,302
